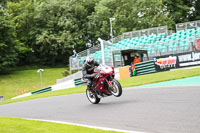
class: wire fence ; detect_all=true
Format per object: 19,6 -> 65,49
69,26 -> 200,70
176,20 -> 200,31
113,26 -> 168,43
69,40 -> 113,70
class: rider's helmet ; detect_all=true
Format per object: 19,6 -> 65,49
85,56 -> 94,65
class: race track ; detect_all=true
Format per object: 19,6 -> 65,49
0,85 -> 200,133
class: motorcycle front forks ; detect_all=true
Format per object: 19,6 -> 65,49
105,79 -> 114,92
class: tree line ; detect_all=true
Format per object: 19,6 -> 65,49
0,0 -> 199,73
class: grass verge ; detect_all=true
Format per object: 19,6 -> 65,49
0,86 -> 86,105
119,67 -> 200,87
0,117 -> 121,133
1,67 -> 200,105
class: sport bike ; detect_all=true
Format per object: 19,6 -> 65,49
83,64 -> 122,104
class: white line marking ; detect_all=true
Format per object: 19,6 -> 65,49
125,85 -> 200,90
24,118 -> 147,133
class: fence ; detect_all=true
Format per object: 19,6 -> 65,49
70,36 -> 200,71
69,26 -> 168,70
113,26 -> 168,43
69,39 -> 113,70
176,20 -> 200,31
145,37 -> 200,62
69,22 -> 200,71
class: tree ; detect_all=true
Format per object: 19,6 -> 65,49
163,0 -> 191,24
88,0 -> 174,41
0,9 -> 19,73
5,0 -> 99,65
133,0 -> 174,29
187,0 -> 200,20
1,0 -> 198,72
0,0 -> 6,8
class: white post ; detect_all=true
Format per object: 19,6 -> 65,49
98,38 -> 105,65
110,19 -> 113,42
107,40 -> 114,67
109,18 -> 115,66
110,18 -> 115,43
0,96 -> 4,102
40,71 -> 43,87
37,69 -> 44,88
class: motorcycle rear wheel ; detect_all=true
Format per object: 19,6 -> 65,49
111,79 -> 122,97
86,89 -> 101,104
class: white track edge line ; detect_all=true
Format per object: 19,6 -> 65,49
125,85 -> 200,90
25,118 -> 147,133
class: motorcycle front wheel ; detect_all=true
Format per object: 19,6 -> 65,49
86,89 -> 101,104
111,79 -> 122,97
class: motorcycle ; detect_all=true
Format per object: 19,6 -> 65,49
83,64 -> 122,104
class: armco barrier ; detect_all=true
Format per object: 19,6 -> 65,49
74,78 -> 86,86
135,60 -> 157,76
31,87 -> 52,95
12,79 -> 75,99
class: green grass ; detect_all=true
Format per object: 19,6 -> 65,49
0,68 -> 66,100
1,67 -> 200,105
119,67 -> 200,87
0,117 -> 121,133
0,86 -> 86,105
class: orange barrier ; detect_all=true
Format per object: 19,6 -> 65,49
118,66 -> 130,79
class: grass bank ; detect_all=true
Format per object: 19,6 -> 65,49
1,67 -> 200,105
0,68 -> 66,100
0,117 -> 120,133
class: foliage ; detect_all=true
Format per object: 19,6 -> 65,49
0,0 -> 200,72
0,8 -> 19,73
89,0 -> 174,40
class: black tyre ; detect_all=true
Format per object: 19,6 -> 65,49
111,79 -> 122,97
86,89 -> 101,104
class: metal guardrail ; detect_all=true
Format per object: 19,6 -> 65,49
74,78 -> 86,86
31,87 -> 52,95
135,60 -> 157,76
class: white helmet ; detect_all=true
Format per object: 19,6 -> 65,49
85,56 -> 94,64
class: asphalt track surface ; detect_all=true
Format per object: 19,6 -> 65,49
1,85 -> 200,133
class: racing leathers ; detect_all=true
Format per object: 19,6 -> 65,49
82,61 -> 99,90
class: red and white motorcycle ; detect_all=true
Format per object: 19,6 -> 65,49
83,65 -> 122,104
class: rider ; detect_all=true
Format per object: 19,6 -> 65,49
82,56 -> 99,90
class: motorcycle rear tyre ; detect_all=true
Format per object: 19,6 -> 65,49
86,89 -> 101,104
